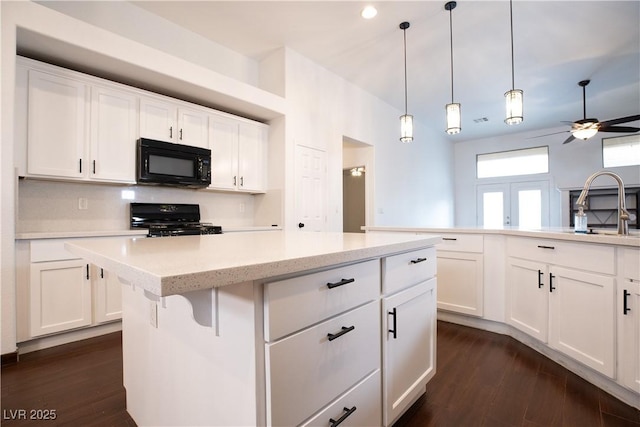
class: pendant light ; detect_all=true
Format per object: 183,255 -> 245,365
445,2 -> 461,135
399,21 -> 413,143
504,0 -> 523,125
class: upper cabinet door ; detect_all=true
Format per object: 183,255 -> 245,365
90,86 -> 137,183
177,107 -> 209,149
139,97 -> 177,142
209,115 -> 239,190
27,70 -> 88,178
238,122 -> 267,193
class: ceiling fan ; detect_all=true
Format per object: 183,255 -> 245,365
559,80 -> 640,144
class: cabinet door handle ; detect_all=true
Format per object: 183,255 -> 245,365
92,160 -> 96,174
549,273 -> 556,292
169,126 -> 173,138
179,128 -> 183,140
442,237 -> 457,241
388,308 -> 397,339
329,406 -> 357,427
327,326 -> 355,341
537,245 -> 555,250
240,176 -> 244,187
233,176 -> 237,186
79,158 -> 82,173
623,290 -> 631,315
538,270 -> 544,288
86,264 -> 90,280
326,278 -> 355,289
410,257 -> 427,264
100,268 -> 104,279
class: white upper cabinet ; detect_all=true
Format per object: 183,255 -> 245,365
90,86 -> 137,183
209,114 -> 268,193
27,69 -> 88,179
140,97 -> 209,149
139,97 -> 177,142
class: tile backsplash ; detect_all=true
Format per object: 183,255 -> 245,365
17,179 -> 256,233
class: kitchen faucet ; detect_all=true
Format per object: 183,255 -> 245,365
576,171 -> 630,235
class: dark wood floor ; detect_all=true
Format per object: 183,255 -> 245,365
2,321 -> 639,426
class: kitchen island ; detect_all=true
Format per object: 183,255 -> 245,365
66,231 -> 441,426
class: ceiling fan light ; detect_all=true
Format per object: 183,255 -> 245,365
505,89 -> 524,125
400,114 -> 414,143
446,103 -> 461,135
573,126 -> 599,140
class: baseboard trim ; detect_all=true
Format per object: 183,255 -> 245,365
17,322 -> 122,355
437,311 -> 640,411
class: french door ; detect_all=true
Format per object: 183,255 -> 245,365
477,181 -> 549,228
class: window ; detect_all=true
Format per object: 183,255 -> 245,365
477,146 -> 549,179
603,135 -> 640,167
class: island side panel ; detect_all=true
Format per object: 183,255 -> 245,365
121,280 -> 259,426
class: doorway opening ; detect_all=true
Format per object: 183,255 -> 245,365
342,137 -> 374,233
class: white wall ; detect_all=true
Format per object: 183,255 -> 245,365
282,48 -> 455,231
454,126 -> 640,226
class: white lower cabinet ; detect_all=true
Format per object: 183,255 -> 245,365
382,248 -> 437,426
618,248 -> 640,393
507,238 -> 616,378
383,279 -> 436,426
436,233 -> 484,317
17,238 -> 124,342
29,259 -> 92,337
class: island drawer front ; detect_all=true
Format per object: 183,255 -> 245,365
435,233 -> 483,253
508,237 -> 615,275
264,259 -> 380,341
300,370 -> 381,427
382,247 -> 436,295
266,301 -> 380,427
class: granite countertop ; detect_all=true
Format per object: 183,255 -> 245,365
65,231 -> 440,297
363,226 -> 640,248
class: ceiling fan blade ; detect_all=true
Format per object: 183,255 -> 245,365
599,126 -> 640,133
599,114 -> 640,127
562,134 -> 576,144
527,130 -> 569,139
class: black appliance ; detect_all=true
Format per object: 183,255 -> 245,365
130,203 -> 222,237
137,138 -> 211,188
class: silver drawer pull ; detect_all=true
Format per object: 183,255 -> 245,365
326,278 -> 355,289
410,257 -> 427,264
327,326 -> 355,341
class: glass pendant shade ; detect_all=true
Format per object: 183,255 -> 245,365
445,103 -> 461,135
400,114 -> 414,143
505,89 -> 524,125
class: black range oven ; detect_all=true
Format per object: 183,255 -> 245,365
130,203 -> 222,237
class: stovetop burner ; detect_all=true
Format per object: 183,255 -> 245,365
130,203 -> 222,237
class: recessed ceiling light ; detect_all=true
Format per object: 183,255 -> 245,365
361,5 -> 378,19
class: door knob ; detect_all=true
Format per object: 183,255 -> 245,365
298,223 -> 305,228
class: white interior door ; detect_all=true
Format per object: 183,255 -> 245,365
477,183 -> 510,227
295,145 -> 326,231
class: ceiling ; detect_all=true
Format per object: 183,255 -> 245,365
132,1 -> 640,142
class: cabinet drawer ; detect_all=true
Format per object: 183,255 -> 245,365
301,370 -> 381,427
507,237 -> 614,275
264,259 -> 379,341
266,301 -> 380,427
382,247 -> 436,295
30,239 -> 80,263
436,233 -> 483,253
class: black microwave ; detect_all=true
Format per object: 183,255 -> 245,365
137,138 -> 211,188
